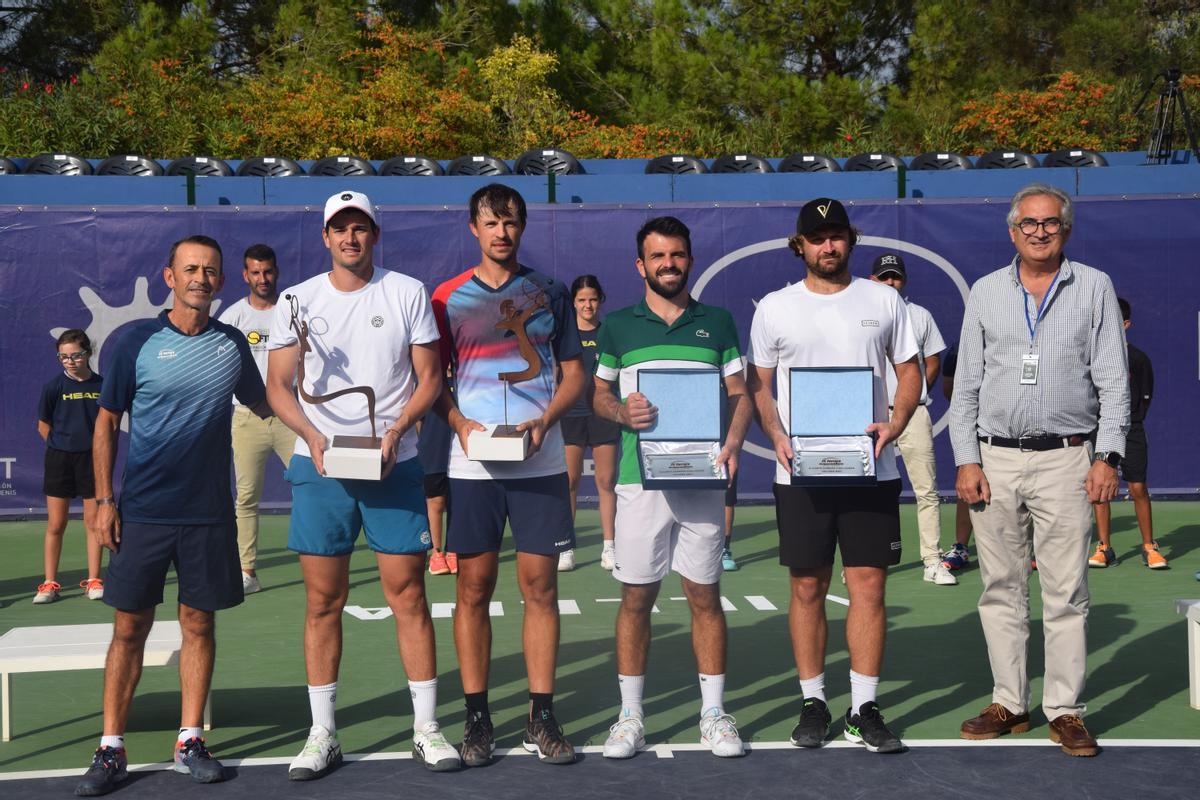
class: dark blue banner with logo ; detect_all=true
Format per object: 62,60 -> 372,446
1,197 -> 1197,514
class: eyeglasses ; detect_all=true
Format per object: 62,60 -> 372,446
1016,217 -> 1063,235
57,352 -> 89,362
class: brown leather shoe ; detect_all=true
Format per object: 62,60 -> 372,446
1048,714 -> 1099,756
960,703 -> 1031,740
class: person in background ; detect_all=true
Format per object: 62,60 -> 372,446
1090,297 -> 1164,569
35,329 -> 104,604
560,275 -> 620,572
419,408 -> 457,575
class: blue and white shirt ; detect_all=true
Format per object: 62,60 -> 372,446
100,310 -> 265,524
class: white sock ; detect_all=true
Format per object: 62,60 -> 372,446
100,735 -> 124,750
699,672 -> 725,716
177,726 -> 202,744
618,674 -> 645,719
799,673 -> 826,704
409,677 -> 438,731
849,670 -> 879,714
308,682 -> 337,734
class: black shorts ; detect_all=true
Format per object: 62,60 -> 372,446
773,480 -> 902,569
561,414 -> 621,448
725,470 -> 739,507
43,447 -> 95,499
423,471 -> 449,499
103,521 -> 243,612
1121,423 -> 1148,484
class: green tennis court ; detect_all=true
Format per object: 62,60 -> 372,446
1,500 -> 1197,777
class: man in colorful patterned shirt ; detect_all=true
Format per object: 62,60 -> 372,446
591,216 -> 753,760
432,184 -> 587,766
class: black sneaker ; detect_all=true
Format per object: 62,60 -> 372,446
173,737 -> 226,783
460,710 -> 496,767
790,698 -> 832,748
75,746 -> 128,796
522,709 -> 576,764
844,702 -> 906,753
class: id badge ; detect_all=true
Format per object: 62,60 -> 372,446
1020,353 -> 1040,385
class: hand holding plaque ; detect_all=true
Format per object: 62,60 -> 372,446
636,368 -> 727,490
788,367 -> 877,487
288,295 -> 383,480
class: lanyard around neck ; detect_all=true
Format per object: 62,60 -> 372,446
1021,270 -> 1059,343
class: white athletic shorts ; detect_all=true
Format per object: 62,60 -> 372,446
613,483 -> 725,585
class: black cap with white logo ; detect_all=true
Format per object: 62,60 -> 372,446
796,197 -> 851,236
870,253 -> 907,279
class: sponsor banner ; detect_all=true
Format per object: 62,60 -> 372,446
1,198 -> 1196,513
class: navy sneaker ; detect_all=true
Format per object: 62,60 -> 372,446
173,737 -> 226,783
75,746 -> 128,796
942,543 -> 970,571
844,702 -> 906,754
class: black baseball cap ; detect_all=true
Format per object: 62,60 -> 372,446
796,197 -> 851,236
871,253 -> 907,279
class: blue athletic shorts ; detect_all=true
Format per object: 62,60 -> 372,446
104,520 -> 242,612
286,455 -> 431,556
447,473 -> 575,556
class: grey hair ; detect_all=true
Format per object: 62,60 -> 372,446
1006,183 -> 1073,230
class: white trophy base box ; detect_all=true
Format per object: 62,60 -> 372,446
639,440 -> 727,490
790,434 -> 876,487
467,424 -> 530,462
323,435 -> 383,481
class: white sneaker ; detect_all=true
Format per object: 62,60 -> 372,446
557,549 -> 576,572
412,720 -> 461,772
242,572 -> 261,594
923,561 -> 958,586
600,543 -> 616,571
699,709 -> 744,757
288,725 -> 342,781
603,713 -> 645,759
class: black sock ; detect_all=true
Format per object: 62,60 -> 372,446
465,691 -> 489,718
530,692 -> 554,718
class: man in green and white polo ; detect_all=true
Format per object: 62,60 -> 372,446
592,216 -> 753,760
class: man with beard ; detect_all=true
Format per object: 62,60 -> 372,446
432,184 -> 587,766
591,216 -> 752,760
746,198 -> 921,753
219,244 -> 295,594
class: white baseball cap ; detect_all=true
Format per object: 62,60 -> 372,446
323,190 -> 377,227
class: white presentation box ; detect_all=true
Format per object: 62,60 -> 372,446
467,424 -> 531,462
637,368 -> 727,490
789,367 -> 877,487
323,435 -> 383,481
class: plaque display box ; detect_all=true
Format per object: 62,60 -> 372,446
637,368 -> 727,490
467,423 -> 531,462
789,367 -> 877,487
324,435 -> 383,481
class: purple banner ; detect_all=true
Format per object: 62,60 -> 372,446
2,197 -> 1197,514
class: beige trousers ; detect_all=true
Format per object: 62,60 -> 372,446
231,406 -> 295,570
970,441 -> 1092,720
896,404 -> 943,565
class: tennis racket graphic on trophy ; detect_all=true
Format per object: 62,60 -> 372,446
288,294 -> 382,479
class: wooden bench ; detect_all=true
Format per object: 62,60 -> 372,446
0,621 -> 211,741
1177,599 -> 1200,710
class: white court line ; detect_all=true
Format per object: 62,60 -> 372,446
6,739 -> 1200,780
745,595 -> 777,611
720,596 -> 737,612
826,594 -> 849,607
595,598 -> 658,612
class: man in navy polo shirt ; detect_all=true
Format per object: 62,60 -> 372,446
76,235 -> 268,796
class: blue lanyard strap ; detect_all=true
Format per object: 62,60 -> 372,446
1022,270 -> 1059,343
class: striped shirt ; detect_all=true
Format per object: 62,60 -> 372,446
949,256 -> 1129,465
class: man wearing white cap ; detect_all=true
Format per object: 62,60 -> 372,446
266,191 -> 459,778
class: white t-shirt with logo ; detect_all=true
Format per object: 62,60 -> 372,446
884,299 -> 946,406
747,277 -> 919,484
219,298 -> 275,407
268,268 -> 439,464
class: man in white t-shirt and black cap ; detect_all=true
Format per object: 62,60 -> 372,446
747,197 -> 921,754
869,253 -> 953,587
266,190 -> 460,779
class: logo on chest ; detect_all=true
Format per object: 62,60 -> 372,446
371,316 -> 384,328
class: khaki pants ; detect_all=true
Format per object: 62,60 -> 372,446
231,406 -> 295,570
896,404 -> 942,565
970,442 -> 1092,720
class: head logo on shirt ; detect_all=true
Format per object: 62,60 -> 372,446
371,316 -> 384,328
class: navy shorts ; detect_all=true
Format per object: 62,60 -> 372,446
561,414 -> 621,448
447,473 -> 575,556
774,479 -> 903,569
1121,423 -> 1148,484
44,447 -> 95,499
104,520 -> 243,612
287,456 -> 431,556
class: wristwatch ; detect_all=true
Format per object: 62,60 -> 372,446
95,496 -> 116,506
1093,451 -> 1122,469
